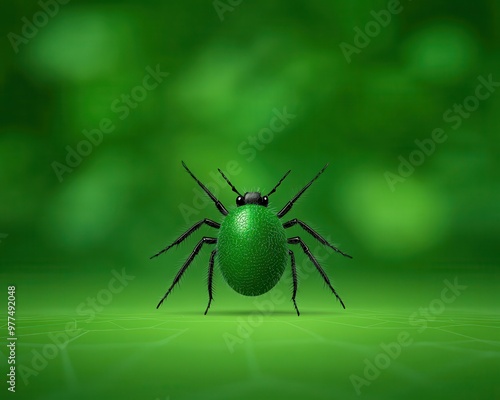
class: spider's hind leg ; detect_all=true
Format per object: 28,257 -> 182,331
288,249 -> 300,316
287,236 -> 345,309
204,249 -> 217,315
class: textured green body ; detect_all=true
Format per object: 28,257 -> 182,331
217,205 -> 288,296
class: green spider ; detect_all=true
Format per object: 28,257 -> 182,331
151,162 -> 352,315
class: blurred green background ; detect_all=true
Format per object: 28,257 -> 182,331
1,1 -> 499,399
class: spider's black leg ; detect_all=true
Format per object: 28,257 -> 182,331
150,218 -> 220,259
182,161 -> 228,216
277,164 -> 328,219
287,236 -> 345,309
283,219 -> 352,259
157,237 -> 217,309
204,249 -> 217,315
218,169 -> 242,196
288,249 -> 300,316
267,169 -> 291,197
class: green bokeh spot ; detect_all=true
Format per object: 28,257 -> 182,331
26,7 -> 134,81
403,22 -> 477,84
339,171 -> 449,257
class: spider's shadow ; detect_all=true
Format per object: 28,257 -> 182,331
167,310 -> 338,316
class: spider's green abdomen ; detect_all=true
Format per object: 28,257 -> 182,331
217,205 -> 287,296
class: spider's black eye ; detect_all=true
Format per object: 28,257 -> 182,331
262,196 -> 269,206
236,196 -> 245,206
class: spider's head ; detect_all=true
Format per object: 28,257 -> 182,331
218,167 -> 291,209
236,192 -> 268,207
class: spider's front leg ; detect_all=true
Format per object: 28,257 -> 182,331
157,237 -> 217,309
150,218 -> 220,259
